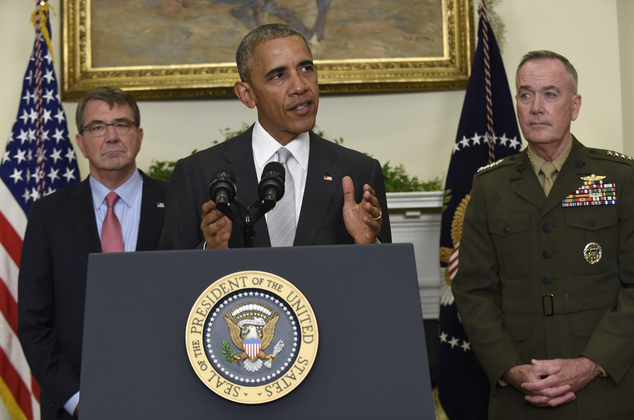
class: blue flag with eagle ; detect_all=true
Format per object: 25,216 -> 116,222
436,6 -> 522,419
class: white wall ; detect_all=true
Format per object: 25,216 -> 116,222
0,1 -> 630,418
2,1 -> 628,184
617,0 -> 634,156
498,0 -> 624,153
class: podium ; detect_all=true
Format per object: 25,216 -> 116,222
80,243 -> 434,419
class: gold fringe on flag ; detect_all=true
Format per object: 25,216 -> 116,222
30,1 -> 56,63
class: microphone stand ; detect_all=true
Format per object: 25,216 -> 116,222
217,198 -> 276,248
210,163 -> 283,248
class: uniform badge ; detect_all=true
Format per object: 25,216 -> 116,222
562,174 -> 617,207
185,271 -> 318,404
583,242 -> 602,264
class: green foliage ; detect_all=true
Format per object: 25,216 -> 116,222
382,162 -> 443,192
146,159 -> 176,182
147,149 -> 197,182
147,124 -> 250,181
215,122 -> 251,145
221,339 -> 237,362
145,124 -> 442,192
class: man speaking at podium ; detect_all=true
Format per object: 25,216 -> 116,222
160,23 -> 391,250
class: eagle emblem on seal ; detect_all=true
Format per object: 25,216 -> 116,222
222,302 -> 284,373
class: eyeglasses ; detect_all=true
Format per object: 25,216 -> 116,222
80,120 -> 138,137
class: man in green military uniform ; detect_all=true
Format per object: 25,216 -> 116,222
452,50 -> 634,419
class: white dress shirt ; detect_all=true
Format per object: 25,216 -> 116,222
251,121 -> 310,224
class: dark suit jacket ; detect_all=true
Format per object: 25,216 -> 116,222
159,127 -> 391,249
17,171 -> 168,420
452,138 -> 634,419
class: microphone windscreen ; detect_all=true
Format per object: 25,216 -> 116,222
208,171 -> 237,204
259,162 -> 285,202
262,162 -> 285,181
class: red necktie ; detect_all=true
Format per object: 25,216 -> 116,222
101,192 -> 124,252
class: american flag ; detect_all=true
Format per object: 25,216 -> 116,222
436,3 -> 522,419
0,2 -> 79,419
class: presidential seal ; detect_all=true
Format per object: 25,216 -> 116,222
185,271 -> 318,404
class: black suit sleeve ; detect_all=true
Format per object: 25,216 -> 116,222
137,173 -> 169,251
368,157 -> 392,243
18,197 -> 83,414
159,156 -> 208,250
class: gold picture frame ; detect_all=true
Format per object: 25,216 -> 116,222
61,0 -> 474,100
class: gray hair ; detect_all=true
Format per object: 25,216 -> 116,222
516,50 -> 578,93
76,86 -> 141,132
236,23 -> 312,83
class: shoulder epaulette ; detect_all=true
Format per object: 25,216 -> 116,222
590,149 -> 634,166
476,157 -> 513,174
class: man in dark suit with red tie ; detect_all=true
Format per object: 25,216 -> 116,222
159,23 -> 391,251
17,87 -> 168,419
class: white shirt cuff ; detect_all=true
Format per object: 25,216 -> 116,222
64,391 -> 80,416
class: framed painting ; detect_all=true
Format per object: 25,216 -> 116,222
61,0 -> 475,100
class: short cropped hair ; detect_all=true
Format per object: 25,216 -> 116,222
76,86 -> 141,132
516,50 -> 579,93
236,23 -> 312,83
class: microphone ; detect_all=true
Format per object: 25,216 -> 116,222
258,162 -> 285,209
208,171 -> 237,207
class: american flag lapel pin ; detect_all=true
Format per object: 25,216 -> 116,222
157,202 -> 165,208
323,174 -> 333,181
